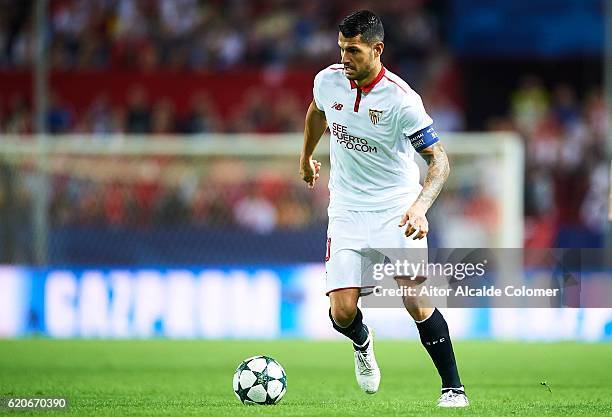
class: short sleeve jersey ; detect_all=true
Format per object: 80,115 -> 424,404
313,64 -> 436,211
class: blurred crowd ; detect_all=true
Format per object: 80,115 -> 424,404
45,165 -> 329,232
5,78 -> 603,248
1,0 -> 444,73
495,77 -> 607,247
0,0 -> 607,248
0,87 -> 305,134
1,82 -> 464,135
0,0 -> 454,135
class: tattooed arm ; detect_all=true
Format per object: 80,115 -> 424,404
398,142 -> 450,239
415,142 -> 451,210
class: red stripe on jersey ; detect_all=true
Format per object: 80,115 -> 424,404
383,75 -> 408,94
353,88 -> 362,112
350,66 -> 386,93
360,66 -> 386,93
325,286 -> 376,296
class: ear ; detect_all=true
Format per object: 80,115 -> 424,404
373,41 -> 384,58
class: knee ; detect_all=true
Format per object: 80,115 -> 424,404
330,302 -> 357,327
405,305 -> 434,322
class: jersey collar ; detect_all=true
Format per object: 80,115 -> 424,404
350,65 -> 386,93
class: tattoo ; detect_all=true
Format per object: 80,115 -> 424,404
415,142 -> 450,210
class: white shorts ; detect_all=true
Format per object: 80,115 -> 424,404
325,203 -> 428,296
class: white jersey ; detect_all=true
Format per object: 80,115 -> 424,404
313,64 -> 435,212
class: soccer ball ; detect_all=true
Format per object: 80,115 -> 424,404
233,355 -> 287,405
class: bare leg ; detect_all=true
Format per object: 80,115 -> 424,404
329,288 -> 360,327
395,276 -> 434,321
329,287 -> 380,394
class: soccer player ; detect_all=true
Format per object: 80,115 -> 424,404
299,10 -> 469,408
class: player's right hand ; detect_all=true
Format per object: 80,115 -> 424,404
299,157 -> 321,189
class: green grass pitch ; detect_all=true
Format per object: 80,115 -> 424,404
0,339 -> 611,416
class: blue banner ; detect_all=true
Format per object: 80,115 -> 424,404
0,266 -> 611,341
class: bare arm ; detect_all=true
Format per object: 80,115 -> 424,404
399,142 -> 450,239
300,100 -> 327,188
415,142 -> 450,210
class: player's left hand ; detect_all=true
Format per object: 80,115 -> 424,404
398,203 -> 428,240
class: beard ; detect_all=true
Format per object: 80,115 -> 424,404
343,62 -> 375,82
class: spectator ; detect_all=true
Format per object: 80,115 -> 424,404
269,92 -> 303,132
551,84 -> 579,126
103,181 -> 128,226
4,95 -> 31,134
228,87 -> 272,133
47,93 -> 73,133
84,95 -> 115,134
511,75 -> 548,134
151,98 -> 176,134
182,93 -> 221,134
233,187 -> 277,234
426,92 -> 464,132
125,86 -> 152,133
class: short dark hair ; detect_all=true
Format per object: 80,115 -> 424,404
338,10 -> 384,44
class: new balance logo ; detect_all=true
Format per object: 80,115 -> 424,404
331,102 -> 343,111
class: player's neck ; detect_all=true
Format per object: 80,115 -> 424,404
355,61 -> 383,89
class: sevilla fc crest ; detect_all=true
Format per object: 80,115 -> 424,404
369,109 -> 383,125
